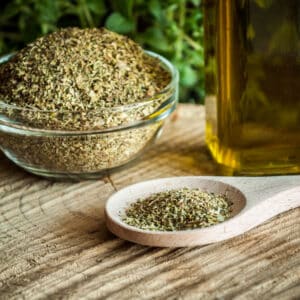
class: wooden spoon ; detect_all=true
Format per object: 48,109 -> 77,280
105,176 -> 300,247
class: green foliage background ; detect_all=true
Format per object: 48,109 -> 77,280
0,0 -> 204,103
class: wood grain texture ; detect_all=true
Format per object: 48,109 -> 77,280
0,104 -> 299,299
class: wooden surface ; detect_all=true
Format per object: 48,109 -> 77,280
0,104 -> 299,299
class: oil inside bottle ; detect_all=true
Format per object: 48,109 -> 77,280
204,0 -> 300,174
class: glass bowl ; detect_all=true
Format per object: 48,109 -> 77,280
0,51 -> 178,180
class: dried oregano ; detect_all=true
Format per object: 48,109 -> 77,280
0,28 -> 173,174
0,27 -> 171,130
122,188 -> 233,231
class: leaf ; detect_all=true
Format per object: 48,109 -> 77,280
86,0 -> 106,15
149,0 -> 162,20
180,65 -> 198,87
110,0 -> 134,18
35,0 -> 60,24
191,0 -> 202,6
188,51 -> 204,66
141,27 -> 170,52
105,12 -> 135,34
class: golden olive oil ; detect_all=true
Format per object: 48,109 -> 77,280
204,0 -> 300,174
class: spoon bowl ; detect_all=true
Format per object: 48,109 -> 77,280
105,176 -> 300,247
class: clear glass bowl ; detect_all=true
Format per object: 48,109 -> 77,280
0,51 -> 178,180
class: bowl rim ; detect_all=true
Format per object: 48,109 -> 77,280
0,50 -> 178,114
0,100 -> 177,136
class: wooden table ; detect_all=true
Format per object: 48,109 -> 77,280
1,104 -> 299,299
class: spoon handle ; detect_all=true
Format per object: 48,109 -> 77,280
215,186 -> 300,245
209,176 -> 300,204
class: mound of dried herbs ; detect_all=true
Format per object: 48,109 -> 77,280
0,27 -> 171,129
122,188 -> 233,231
0,28 -> 173,175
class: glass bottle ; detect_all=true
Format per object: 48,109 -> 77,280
204,0 -> 300,174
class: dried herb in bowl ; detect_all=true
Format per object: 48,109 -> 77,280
0,28 -> 177,178
0,27 -> 171,130
122,188 -> 233,231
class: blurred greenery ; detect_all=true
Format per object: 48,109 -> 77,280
0,0 -> 204,103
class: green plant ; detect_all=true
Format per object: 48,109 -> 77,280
0,0 -> 204,103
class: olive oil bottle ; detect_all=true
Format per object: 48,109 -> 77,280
204,0 -> 300,174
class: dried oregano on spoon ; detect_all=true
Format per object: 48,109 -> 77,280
122,188 -> 233,231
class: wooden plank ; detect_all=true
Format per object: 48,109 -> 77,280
0,104 -> 299,299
